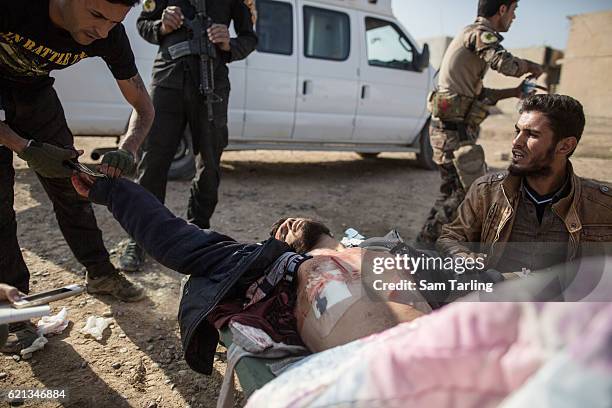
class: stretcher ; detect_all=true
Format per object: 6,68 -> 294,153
218,327 -> 276,398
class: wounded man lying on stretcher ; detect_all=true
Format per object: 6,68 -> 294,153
72,174 -> 432,372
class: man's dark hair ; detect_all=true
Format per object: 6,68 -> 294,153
519,94 -> 585,158
478,0 -> 517,18
269,217 -> 333,253
270,218 -> 288,238
108,0 -> 141,6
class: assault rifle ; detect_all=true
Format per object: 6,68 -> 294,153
167,0 -> 223,122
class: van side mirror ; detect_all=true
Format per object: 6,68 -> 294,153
414,43 -> 430,72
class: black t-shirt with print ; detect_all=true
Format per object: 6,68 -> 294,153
0,0 -> 138,88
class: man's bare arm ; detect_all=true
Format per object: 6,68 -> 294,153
98,73 -> 154,178
1,122 -> 79,178
116,73 -> 154,155
0,122 -> 27,153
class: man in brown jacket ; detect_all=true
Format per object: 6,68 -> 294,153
437,94 -> 612,277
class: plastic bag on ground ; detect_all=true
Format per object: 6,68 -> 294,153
20,336 -> 48,356
80,315 -> 113,341
37,307 -> 70,336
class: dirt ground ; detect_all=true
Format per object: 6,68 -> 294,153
2,119 -> 612,408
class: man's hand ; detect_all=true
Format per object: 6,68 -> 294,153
527,62 -> 544,79
17,141 -> 81,178
0,283 -> 24,303
160,6 -> 184,35
208,24 -> 231,52
515,79 -> 536,99
99,149 -> 135,178
71,173 -> 95,198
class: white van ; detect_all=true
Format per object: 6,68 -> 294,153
53,0 -> 435,177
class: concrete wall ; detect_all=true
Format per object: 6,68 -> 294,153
559,11 -> 612,126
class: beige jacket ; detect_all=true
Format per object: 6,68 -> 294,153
437,163 -> 612,268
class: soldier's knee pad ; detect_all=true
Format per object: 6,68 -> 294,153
452,143 -> 486,190
430,128 -> 460,166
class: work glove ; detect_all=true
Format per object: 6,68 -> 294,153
17,141 -> 77,178
100,149 -> 135,178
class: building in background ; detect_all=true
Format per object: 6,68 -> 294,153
418,36 -> 452,71
559,10 -> 612,129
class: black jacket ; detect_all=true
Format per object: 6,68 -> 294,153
137,0 -> 257,89
90,178 -> 291,374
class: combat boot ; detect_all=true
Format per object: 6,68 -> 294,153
87,269 -> 145,302
118,240 -> 145,272
0,321 -> 38,354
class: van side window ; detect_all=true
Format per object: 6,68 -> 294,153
365,17 -> 414,70
256,0 -> 293,55
303,6 -> 350,61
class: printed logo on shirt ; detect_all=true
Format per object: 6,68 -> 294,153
142,0 -> 156,13
0,32 -> 89,78
480,32 -> 499,45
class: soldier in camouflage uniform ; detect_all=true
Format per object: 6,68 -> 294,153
417,0 -> 544,246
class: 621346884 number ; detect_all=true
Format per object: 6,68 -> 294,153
3,388 -> 68,401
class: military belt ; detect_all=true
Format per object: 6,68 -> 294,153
432,119 -> 470,142
432,119 -> 461,131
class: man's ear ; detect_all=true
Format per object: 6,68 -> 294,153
557,137 -> 578,157
498,4 -> 508,17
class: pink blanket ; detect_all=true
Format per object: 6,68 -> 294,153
247,300 -> 612,407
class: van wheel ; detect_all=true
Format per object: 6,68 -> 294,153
358,152 -> 380,159
168,129 -> 196,181
415,120 -> 436,170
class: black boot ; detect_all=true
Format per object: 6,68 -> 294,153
118,240 -> 145,272
1,321 -> 38,354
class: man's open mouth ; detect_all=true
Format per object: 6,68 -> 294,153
512,150 -> 525,160
85,31 -> 99,41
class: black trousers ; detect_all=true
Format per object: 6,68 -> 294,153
137,74 -> 229,229
0,84 -> 115,293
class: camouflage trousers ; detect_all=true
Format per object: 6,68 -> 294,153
417,122 -> 480,246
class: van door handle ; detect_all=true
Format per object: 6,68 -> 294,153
303,80 -> 312,95
361,85 -> 370,99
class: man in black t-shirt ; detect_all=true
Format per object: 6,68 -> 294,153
0,0 -> 155,353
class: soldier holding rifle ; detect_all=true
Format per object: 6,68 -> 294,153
121,0 -> 257,270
